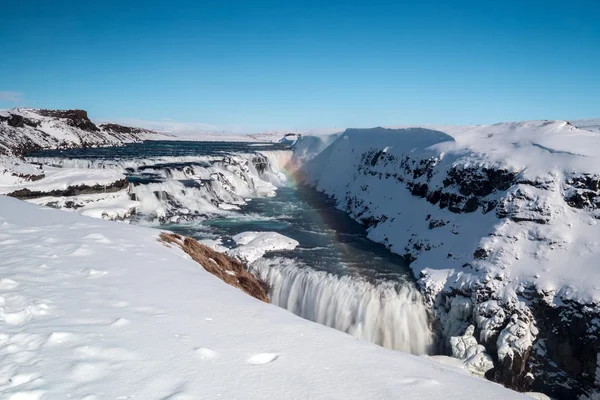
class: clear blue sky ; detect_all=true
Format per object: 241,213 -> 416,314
0,0 -> 598,131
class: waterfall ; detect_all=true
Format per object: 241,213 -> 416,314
258,150 -> 295,173
250,257 -> 435,355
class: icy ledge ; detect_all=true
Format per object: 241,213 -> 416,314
0,196 -> 525,399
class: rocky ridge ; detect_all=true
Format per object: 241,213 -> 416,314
0,108 -> 160,156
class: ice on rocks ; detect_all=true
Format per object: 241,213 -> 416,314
226,231 -> 299,264
497,314 -> 536,363
450,325 -> 494,377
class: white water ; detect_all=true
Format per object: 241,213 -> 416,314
258,150 -> 295,172
251,257 -> 435,355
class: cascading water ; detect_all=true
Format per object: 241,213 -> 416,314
257,150 -> 295,173
251,257 -> 434,355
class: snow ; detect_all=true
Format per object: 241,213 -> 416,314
497,315 -> 536,363
573,118 -> 600,133
0,155 -> 44,186
524,393 -> 553,400
0,166 -> 125,194
226,231 -> 300,264
0,108 -> 165,156
292,121 -> 600,393
0,195 -> 525,399
295,122 -> 600,304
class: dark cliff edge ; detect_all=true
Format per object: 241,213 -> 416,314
0,108 -> 161,157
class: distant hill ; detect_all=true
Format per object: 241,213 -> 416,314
0,108 -> 166,156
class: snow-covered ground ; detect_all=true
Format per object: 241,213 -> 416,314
573,118 -> 600,133
0,195 -> 526,399
150,131 -> 285,142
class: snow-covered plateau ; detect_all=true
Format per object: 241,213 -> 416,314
1,107 -> 599,399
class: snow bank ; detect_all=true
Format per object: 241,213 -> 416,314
0,196 -> 525,399
297,122 -> 600,303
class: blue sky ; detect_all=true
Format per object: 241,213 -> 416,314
0,0 -> 598,132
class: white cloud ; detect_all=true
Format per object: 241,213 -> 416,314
0,91 -> 24,102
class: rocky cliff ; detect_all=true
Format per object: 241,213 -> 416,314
295,122 -> 600,399
0,108 -> 161,156
0,107 -> 165,187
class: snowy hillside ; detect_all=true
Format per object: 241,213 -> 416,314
0,195 -> 526,399
0,108 -> 163,156
295,121 -> 600,399
0,108 -> 168,188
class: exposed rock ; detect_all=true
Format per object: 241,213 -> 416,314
159,232 -> 270,302
7,179 -> 128,199
98,123 -> 155,135
36,109 -> 99,132
0,108 -> 161,158
11,172 -> 45,181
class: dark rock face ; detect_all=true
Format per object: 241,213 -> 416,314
0,114 -> 39,129
252,155 -> 269,175
444,167 -> 517,197
357,149 -> 518,217
98,123 -> 152,135
7,179 -> 128,199
525,291 -> 600,399
7,114 -> 24,128
564,173 -> 600,211
37,109 -> 100,132
11,172 -> 45,182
